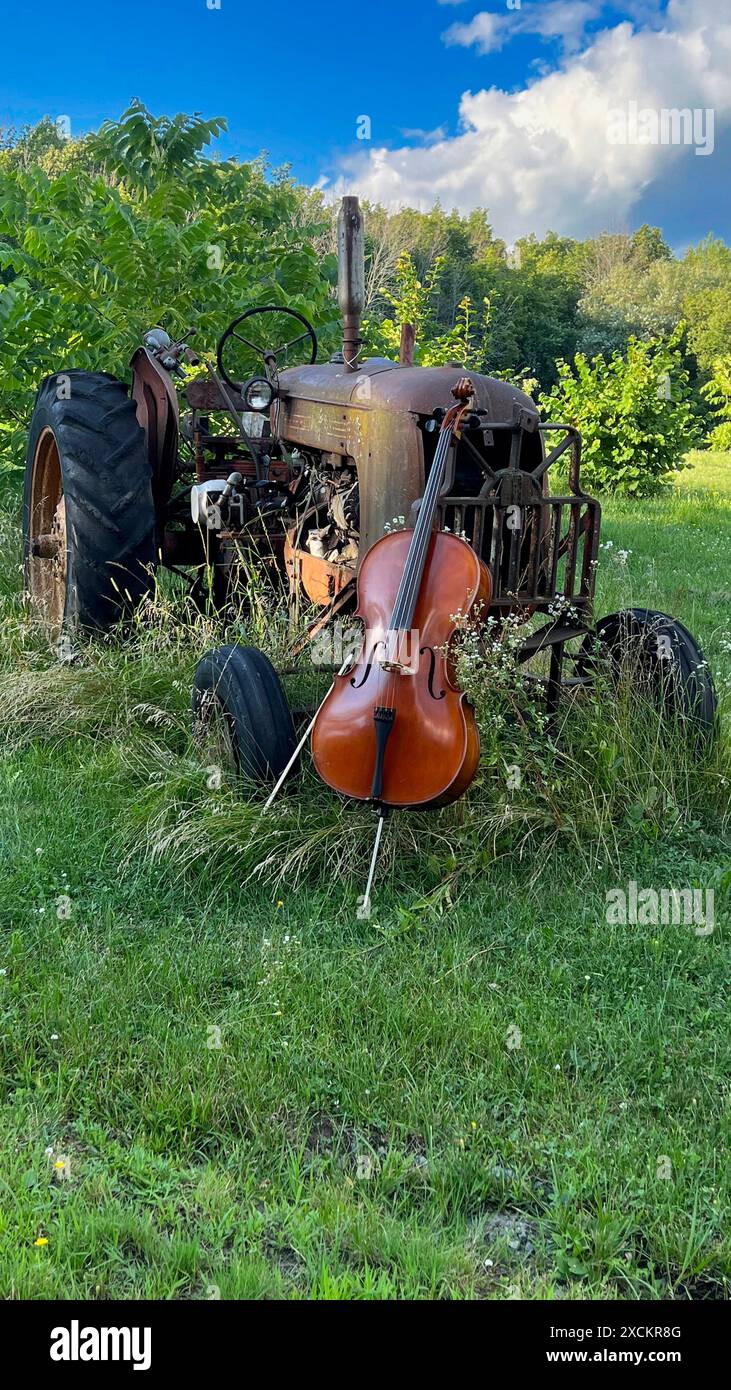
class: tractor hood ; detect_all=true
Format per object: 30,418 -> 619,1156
277,359 -> 535,420
275,359 -> 542,560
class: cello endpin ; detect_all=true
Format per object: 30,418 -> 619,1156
357,807 -> 388,921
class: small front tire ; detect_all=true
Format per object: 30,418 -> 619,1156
192,645 -> 297,784
579,608 -> 717,742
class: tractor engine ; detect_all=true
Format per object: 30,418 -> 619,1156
303,456 -> 360,567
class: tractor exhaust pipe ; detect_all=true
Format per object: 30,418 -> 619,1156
337,197 -> 364,373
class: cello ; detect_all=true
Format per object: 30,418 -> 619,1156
311,378 -> 492,816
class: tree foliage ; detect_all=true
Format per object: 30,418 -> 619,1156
539,331 -> 701,496
1,107 -> 729,486
364,252 -> 490,368
702,356 -> 731,451
0,103 -> 337,470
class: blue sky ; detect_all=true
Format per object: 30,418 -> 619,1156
1,0 -> 728,247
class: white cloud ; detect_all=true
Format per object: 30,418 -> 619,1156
445,1 -> 605,57
445,12 -> 506,54
400,125 -> 448,143
327,0 -> 731,243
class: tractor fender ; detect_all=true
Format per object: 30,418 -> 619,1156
130,346 -> 180,520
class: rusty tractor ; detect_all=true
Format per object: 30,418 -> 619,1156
23,198 -> 717,780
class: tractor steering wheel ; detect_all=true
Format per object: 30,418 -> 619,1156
216,306 -> 318,391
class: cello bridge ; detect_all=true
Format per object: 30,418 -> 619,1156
379,628 -> 419,675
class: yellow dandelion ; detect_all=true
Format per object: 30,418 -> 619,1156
34,1237 -> 48,1247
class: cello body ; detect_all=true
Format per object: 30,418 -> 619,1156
311,528 -> 492,809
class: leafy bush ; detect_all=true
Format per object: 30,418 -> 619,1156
363,250 -> 537,393
701,355 -> 731,450
0,102 -> 337,472
539,330 -> 701,495
364,251 -> 489,368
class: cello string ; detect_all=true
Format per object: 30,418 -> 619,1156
382,425 -> 448,719
403,401 -> 470,629
393,416 -> 456,635
391,421 -> 452,630
371,396 -> 467,797
378,416 -> 455,734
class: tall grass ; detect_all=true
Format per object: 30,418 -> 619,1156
0,532 -> 727,902
1,460 -> 730,1301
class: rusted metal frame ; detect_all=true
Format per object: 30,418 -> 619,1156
562,502 -> 581,597
457,430 -> 498,488
438,488 -> 592,607
506,510 -> 522,592
556,506 -> 582,561
580,497 -> 602,600
518,624 -> 594,714
508,415 -> 524,471
548,502 -> 563,594
289,578 -> 357,659
450,415 -> 560,601
458,414 -> 536,487
516,621 -> 592,664
490,504 -> 505,590
472,503 -> 486,556
551,498 -> 601,602
503,422 -> 524,590
443,495 -> 486,556
489,591 -> 593,613
531,495 -> 549,595
530,424 -> 583,489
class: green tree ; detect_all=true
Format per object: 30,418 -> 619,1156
701,356 -> 731,450
0,103 -> 336,471
488,232 -> 584,387
364,251 -> 489,368
540,330 -> 701,495
630,224 -> 672,265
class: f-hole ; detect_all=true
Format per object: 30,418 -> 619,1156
420,646 -> 446,700
351,639 -> 387,689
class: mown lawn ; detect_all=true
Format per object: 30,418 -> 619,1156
0,452 -> 729,1300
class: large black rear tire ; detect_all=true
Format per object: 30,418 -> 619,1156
23,371 -> 156,633
192,645 -> 297,785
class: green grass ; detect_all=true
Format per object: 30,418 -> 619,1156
0,453 -> 729,1300
678,450 -> 731,497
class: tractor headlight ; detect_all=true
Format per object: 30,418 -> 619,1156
243,377 -> 275,413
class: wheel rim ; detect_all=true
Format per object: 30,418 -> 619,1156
28,427 -> 67,632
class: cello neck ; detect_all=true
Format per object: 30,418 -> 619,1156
390,422 -> 454,632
